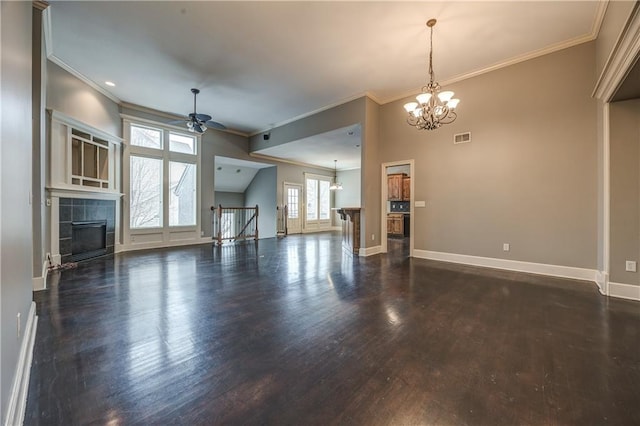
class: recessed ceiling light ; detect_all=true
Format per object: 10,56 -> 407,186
216,166 -> 222,171
236,169 -> 241,173
105,81 -> 115,87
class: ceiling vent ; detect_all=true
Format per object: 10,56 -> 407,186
454,132 -> 471,144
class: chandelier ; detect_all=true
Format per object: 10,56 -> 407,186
330,160 -> 343,190
403,19 -> 460,130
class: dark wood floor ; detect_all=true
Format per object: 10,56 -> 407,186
26,232 -> 640,425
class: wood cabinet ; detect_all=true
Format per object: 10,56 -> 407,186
402,177 -> 410,201
387,173 -> 406,200
388,173 -> 411,201
387,214 -> 403,235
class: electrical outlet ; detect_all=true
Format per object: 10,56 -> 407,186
17,313 -> 21,339
503,243 -> 510,252
46,198 -> 51,207
625,261 -> 636,272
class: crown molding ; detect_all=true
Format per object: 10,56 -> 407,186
33,1 -> 49,11
384,2 -> 608,106
592,2 -> 640,100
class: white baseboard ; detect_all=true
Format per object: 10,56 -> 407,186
413,249 -> 598,283
4,302 -> 38,426
608,282 -> 640,301
359,245 -> 383,257
33,259 -> 50,291
596,270 -> 608,295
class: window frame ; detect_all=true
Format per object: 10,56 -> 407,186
123,117 -> 202,248
303,173 -> 333,231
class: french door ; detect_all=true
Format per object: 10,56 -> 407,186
284,183 -> 302,234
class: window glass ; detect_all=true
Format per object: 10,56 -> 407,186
131,125 -> 162,149
287,188 -> 299,219
319,180 -> 330,220
169,161 -> 197,226
306,179 -> 318,220
130,156 -> 162,228
169,133 -> 196,154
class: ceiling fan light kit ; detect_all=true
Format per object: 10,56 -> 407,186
404,19 -> 460,131
169,88 -> 226,134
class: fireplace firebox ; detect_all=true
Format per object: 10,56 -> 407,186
71,220 -> 107,261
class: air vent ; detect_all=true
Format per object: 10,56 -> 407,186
454,132 -> 471,144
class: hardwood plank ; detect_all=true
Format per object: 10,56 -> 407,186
25,233 -> 640,425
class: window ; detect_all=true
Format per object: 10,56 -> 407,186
306,179 -> 318,221
169,161 -> 196,226
131,125 -> 162,149
126,121 -> 199,235
130,156 -> 162,228
170,133 -> 196,154
305,174 -> 332,229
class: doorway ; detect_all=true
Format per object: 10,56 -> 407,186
284,182 -> 303,234
381,160 -> 414,257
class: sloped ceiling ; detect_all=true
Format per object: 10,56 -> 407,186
214,156 -> 273,193
46,1 -> 604,136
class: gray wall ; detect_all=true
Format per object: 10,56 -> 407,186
380,42 -> 598,269
47,61 -> 121,137
32,8 -> 47,280
249,97 -> 366,152
335,169 -> 362,208
244,167 -> 277,239
1,1 -> 34,421
214,191 -> 245,207
362,97 -> 381,248
334,168 -> 362,226
609,99 -> 640,285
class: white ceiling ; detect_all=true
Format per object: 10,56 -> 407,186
47,1 -> 604,138
214,156 -> 273,193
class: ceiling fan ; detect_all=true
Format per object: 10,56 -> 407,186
169,88 -> 226,134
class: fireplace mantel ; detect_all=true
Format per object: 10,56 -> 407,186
47,187 -> 123,201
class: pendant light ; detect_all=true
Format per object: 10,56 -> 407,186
330,160 -> 343,190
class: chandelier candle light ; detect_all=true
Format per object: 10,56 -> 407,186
404,19 -> 460,130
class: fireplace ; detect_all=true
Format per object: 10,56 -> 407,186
71,221 -> 107,261
58,198 -> 116,264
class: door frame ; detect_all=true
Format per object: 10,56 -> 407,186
283,181 -> 303,234
381,159 -> 415,257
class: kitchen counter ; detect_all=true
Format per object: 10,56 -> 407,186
337,208 -> 361,255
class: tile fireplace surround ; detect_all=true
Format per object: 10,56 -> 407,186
59,197 -> 115,264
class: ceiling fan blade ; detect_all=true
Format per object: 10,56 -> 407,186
193,123 -> 204,133
205,120 -> 226,130
195,113 -> 212,122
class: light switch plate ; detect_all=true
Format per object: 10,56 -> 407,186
415,201 -> 426,208
625,261 -> 637,272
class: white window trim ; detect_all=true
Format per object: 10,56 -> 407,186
122,118 -> 202,250
303,172 -> 333,232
